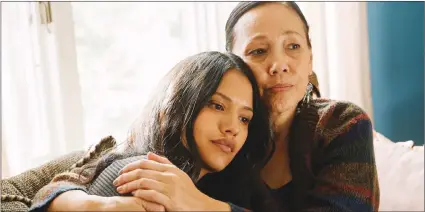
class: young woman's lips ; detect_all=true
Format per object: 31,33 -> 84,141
211,139 -> 235,153
268,83 -> 294,92
214,143 -> 232,153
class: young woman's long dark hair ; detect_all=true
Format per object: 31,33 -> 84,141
82,51 -> 274,210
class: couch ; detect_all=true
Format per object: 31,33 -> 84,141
2,132 -> 424,211
373,132 -> 424,211
1,151 -> 85,211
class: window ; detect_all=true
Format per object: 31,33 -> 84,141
69,2 -> 238,146
2,2 -> 62,176
1,2 -> 239,177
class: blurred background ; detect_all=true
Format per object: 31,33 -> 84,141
2,2 -> 424,178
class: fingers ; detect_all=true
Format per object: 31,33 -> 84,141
147,152 -> 173,165
114,169 -> 164,187
117,177 -> 167,195
132,189 -> 171,210
119,158 -> 172,175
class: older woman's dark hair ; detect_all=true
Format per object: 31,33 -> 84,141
225,1 -> 311,51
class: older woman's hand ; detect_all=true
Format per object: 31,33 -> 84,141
113,152 -> 231,211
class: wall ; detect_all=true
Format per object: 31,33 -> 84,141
367,2 -> 424,144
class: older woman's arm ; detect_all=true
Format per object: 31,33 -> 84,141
301,102 -> 380,212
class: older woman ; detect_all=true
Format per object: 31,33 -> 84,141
29,2 -> 379,212
223,2 -> 379,211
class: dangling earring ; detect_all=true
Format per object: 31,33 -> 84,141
296,82 -> 313,114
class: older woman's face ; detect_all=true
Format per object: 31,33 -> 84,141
231,3 -> 312,114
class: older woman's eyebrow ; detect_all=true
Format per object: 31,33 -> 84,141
214,92 -> 253,112
249,34 -> 267,41
280,30 -> 303,37
247,30 -> 302,44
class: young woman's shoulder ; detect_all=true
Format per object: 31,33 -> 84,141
88,155 -> 145,197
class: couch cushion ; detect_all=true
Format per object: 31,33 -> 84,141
374,132 -> 424,211
3,150 -> 85,199
1,150 -> 85,211
1,180 -> 29,211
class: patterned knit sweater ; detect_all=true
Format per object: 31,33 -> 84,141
28,99 -> 380,212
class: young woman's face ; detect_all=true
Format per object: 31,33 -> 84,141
193,69 -> 253,175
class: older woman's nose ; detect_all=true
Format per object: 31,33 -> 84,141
268,54 -> 290,75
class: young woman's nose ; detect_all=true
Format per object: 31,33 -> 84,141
219,115 -> 240,136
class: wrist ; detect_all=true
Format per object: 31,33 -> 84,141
47,190 -> 105,212
202,194 -> 231,211
81,195 -> 109,211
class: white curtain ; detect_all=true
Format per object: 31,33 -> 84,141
1,2 -> 373,178
2,2 -> 51,177
1,2 -> 85,178
298,2 -> 374,120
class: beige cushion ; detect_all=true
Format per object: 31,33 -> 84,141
373,132 -> 424,211
1,150 -> 85,211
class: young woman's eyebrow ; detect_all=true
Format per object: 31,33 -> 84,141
214,92 -> 253,112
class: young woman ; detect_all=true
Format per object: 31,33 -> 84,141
29,51 -> 273,211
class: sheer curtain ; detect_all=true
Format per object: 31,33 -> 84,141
298,2 -> 373,119
1,2 -> 85,178
67,2 -> 238,146
2,2 -> 373,178
2,2 -> 55,178
2,2 -> 56,177
1,2 -> 239,178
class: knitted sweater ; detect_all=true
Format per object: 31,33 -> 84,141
87,156 -> 145,197
29,99 -> 380,212
288,99 -> 379,211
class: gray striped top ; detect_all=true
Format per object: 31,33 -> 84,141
87,155 -> 145,197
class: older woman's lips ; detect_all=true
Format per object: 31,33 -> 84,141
268,84 -> 294,92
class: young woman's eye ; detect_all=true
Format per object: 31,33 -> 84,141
248,48 -> 267,56
288,43 -> 301,50
208,101 -> 224,111
240,117 -> 251,125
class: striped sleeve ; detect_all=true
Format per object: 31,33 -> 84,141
304,103 -> 380,211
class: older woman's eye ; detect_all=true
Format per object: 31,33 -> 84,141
288,43 -> 301,50
248,48 -> 267,56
